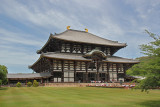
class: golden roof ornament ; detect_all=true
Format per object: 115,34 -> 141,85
67,26 -> 70,30
85,28 -> 88,32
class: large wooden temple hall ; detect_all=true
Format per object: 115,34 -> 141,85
7,27 -> 139,84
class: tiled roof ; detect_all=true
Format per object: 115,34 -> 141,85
29,52 -> 139,68
7,72 -> 52,79
44,52 -> 139,63
53,29 -> 126,46
37,29 -> 127,54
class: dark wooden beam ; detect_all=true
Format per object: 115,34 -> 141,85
61,60 -> 64,82
74,61 -> 76,83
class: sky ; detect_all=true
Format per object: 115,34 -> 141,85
0,0 -> 160,73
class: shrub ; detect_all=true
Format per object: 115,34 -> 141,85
16,82 -> 21,87
33,80 -> 39,87
27,81 -> 32,87
0,80 -> 2,87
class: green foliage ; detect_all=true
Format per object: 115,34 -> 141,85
140,30 -> 160,57
136,75 -> 160,92
0,65 -> 8,86
127,56 -> 159,76
0,80 -> 2,86
33,80 -> 39,87
27,81 -> 32,87
128,30 -> 160,91
16,82 -> 21,87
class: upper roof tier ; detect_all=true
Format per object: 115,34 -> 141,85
37,29 -> 127,54
52,29 -> 126,46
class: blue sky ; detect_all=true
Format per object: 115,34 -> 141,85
0,0 -> 160,73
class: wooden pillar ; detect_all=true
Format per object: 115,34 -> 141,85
123,64 -> 126,82
50,59 -> 53,72
41,78 -> 43,84
96,60 -> 99,81
81,44 -> 84,54
74,61 -> 76,83
26,79 -> 27,87
116,63 -> 119,81
107,63 -> 110,82
61,60 -> 64,82
70,43 -> 73,53
85,62 -> 88,83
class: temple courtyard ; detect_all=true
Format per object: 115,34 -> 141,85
0,87 -> 160,107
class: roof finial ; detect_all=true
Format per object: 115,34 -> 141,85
67,26 -> 70,30
85,28 -> 88,32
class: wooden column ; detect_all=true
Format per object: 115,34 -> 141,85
107,63 -> 110,82
96,60 -> 99,81
74,61 -> 76,83
41,78 -> 43,84
85,62 -> 88,83
116,63 -> 119,81
81,44 -> 84,54
26,79 -> 27,87
61,60 -> 64,82
123,64 -> 126,82
70,43 -> 73,53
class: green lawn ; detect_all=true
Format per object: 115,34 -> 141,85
0,87 -> 160,107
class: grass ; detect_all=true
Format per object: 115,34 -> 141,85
0,87 -> 160,107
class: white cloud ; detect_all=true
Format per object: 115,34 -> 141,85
0,0 -> 85,31
0,28 -> 42,46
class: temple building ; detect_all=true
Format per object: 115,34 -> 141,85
29,27 -> 139,83
7,27 -> 139,84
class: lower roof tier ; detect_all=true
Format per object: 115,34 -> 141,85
7,72 -> 52,80
29,52 -> 139,68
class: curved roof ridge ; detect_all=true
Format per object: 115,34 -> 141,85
55,29 -> 122,43
52,29 -> 126,46
57,29 -> 125,44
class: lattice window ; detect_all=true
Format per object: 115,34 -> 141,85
112,64 -> 117,72
102,63 -> 107,71
53,60 -> 62,71
61,43 -> 70,53
104,47 -> 110,56
65,44 -> 70,52
109,63 -> 112,72
107,48 -> 110,56
64,61 -> 74,71
76,61 -> 85,71
72,44 -> 81,53
83,45 -> 91,53
118,64 -> 124,73
61,44 -> 65,52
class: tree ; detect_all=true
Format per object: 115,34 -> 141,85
140,30 -> 160,57
0,65 -> 8,87
129,30 -> 160,91
127,56 -> 156,76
